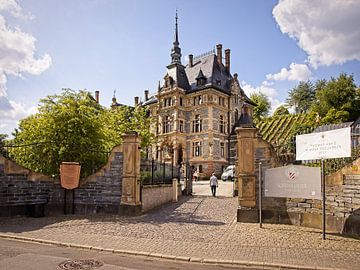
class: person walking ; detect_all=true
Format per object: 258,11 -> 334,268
210,173 -> 218,197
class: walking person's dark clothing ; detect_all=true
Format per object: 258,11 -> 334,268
210,173 -> 218,197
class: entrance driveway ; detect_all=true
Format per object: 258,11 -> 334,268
0,196 -> 359,269
192,180 -> 235,197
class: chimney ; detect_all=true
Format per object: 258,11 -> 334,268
134,96 -> 139,106
95,90 -> 99,103
188,54 -> 193,67
216,44 -> 222,65
144,90 -> 149,101
225,48 -> 230,73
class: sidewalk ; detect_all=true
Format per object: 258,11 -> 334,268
0,196 -> 359,269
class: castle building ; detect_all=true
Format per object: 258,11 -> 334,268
140,14 -> 255,177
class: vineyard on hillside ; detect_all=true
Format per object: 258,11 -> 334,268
256,114 -> 309,161
257,114 -> 360,174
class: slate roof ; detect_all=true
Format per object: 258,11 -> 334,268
166,63 -> 190,90
184,53 -> 232,93
142,95 -> 158,106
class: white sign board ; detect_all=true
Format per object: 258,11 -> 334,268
296,127 -> 351,160
265,165 -> 321,199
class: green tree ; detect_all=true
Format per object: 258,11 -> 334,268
250,92 -> 271,123
11,89 -> 107,177
273,105 -> 289,116
286,81 -> 315,114
10,89 -> 154,178
311,73 -> 360,121
0,134 -> 8,157
103,105 -> 154,151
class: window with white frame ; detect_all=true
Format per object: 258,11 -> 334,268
220,142 -> 225,157
192,114 -> 202,133
163,116 -> 172,133
192,141 -> 202,157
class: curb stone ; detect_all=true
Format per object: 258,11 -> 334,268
0,234 -> 344,270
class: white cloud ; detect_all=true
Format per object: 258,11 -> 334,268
0,0 -> 26,18
262,80 -> 274,86
0,0 -> 50,134
241,80 -> 277,98
241,81 -> 281,114
273,0 -> 360,68
266,62 -> 312,82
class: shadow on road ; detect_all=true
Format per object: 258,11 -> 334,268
0,196 -> 232,234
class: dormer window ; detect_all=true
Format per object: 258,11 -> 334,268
216,80 -> 221,86
195,69 -> 206,87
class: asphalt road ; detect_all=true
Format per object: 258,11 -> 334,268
0,238 -> 251,270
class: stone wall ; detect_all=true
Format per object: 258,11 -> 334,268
236,126 -> 360,238
141,184 -> 173,212
74,147 -> 123,214
0,145 -> 124,217
279,158 -> 360,236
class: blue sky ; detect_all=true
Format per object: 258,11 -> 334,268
1,0 -> 360,136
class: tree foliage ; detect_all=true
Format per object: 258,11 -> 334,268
273,105 -> 290,116
250,92 -> 271,123
0,134 -> 8,157
9,89 -> 153,178
311,73 -> 360,121
286,81 -> 315,114
281,73 -> 359,128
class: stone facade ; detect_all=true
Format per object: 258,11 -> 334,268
138,18 -> 255,178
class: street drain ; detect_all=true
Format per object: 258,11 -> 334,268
58,259 -> 104,270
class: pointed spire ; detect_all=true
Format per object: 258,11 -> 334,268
112,89 -> 117,105
170,11 -> 182,65
174,10 -> 179,46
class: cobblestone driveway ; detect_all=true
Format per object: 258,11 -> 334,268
1,196 -> 359,269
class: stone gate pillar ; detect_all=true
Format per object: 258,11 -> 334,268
120,132 -> 141,214
236,127 -> 258,222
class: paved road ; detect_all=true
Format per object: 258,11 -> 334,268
0,196 -> 359,269
192,180 -> 235,197
0,238 -> 245,270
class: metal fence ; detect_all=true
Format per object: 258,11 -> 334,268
140,159 -> 181,185
1,141 -> 111,176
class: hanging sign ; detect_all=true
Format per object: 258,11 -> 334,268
264,165 -> 321,199
60,162 -> 81,189
296,127 -> 351,160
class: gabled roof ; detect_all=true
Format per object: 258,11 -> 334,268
195,69 -> 206,80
